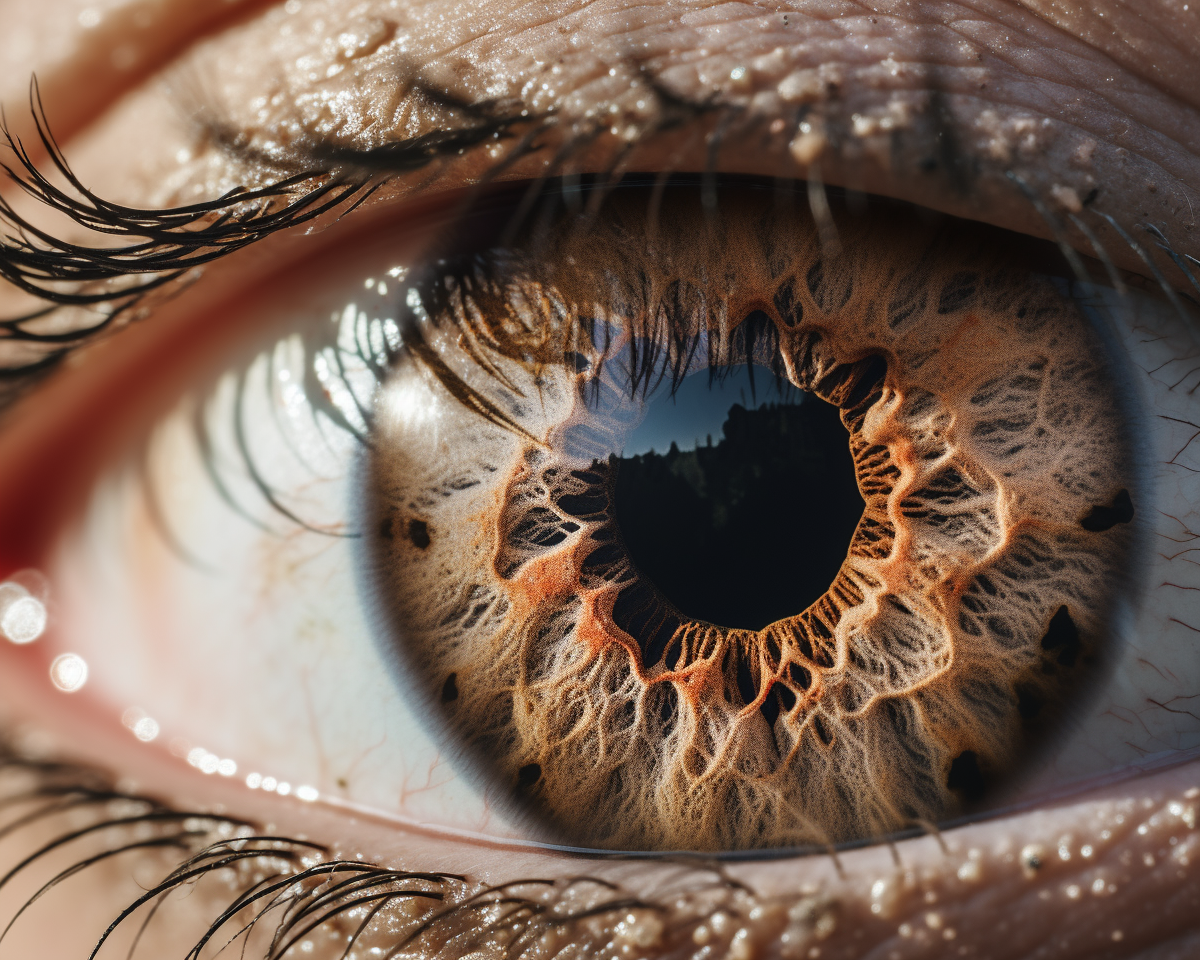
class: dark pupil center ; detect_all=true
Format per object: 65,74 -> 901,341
612,373 -> 863,631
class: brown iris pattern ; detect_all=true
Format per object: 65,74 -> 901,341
368,191 -> 1136,851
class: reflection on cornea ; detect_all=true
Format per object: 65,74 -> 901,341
0,569 -> 48,645
49,652 -> 87,692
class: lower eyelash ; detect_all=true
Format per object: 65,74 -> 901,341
0,738 -> 783,960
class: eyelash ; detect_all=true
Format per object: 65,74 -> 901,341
3,67 -> 1196,381
2,63 -> 1199,959
0,741 -> 749,959
0,81 -> 547,401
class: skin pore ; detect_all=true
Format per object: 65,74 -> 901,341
0,0 -> 1199,958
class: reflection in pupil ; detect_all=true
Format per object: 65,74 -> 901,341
612,368 -> 864,630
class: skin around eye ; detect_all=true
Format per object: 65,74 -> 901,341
4,178 -> 1199,958
0,0 -> 1199,958
41,0 -> 1194,282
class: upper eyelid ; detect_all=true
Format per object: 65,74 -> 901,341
1,9 -> 1198,403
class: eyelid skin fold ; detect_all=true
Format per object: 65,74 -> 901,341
0,0 -> 278,165
149,0 -> 1200,284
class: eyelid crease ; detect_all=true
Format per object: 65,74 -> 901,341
0,0 -> 282,171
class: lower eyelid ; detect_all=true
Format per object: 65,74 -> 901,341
0,692 -> 1197,960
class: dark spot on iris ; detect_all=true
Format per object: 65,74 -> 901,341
886,275 -> 927,330
1080,489 -> 1134,532
947,749 -> 986,802
1083,187 -> 1099,206
773,279 -> 803,327
565,351 -> 591,373
805,260 -> 854,313
556,489 -> 608,519
378,516 -> 393,540
407,519 -> 432,549
841,355 -> 888,410
517,763 -> 542,790
1041,606 -> 1081,668
1015,683 -> 1042,721
610,579 -> 681,669
663,636 -> 683,670
441,672 -> 458,703
760,685 -> 781,728
657,682 -> 679,728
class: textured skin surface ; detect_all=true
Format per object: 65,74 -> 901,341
369,190 -> 1136,851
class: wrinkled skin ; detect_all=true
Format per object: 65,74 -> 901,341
0,0 -> 1198,958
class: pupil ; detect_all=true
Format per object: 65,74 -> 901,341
613,366 -> 863,631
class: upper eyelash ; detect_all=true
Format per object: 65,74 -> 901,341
10,58 -> 1195,561
2,61 -> 1196,401
0,69 -> 718,408
0,81 -> 560,399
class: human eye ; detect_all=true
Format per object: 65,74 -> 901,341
1,1 -> 1199,958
